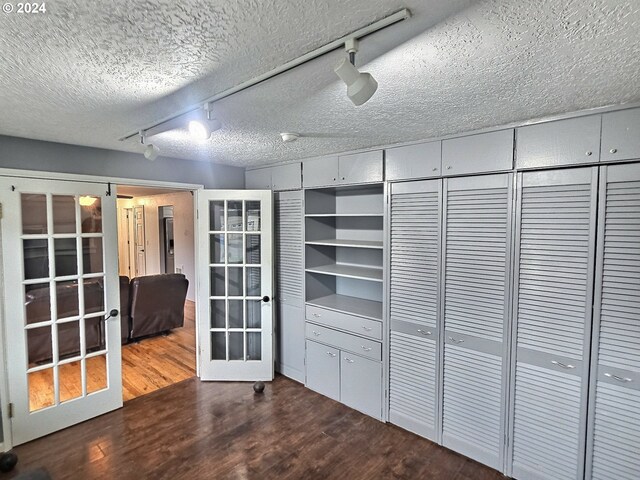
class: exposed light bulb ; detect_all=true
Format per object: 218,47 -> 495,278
79,196 -> 98,207
189,120 -> 210,140
144,144 -> 160,161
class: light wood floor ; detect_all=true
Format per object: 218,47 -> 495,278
10,375 -> 504,480
28,301 -> 196,410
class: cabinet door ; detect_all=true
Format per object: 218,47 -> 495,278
305,340 -> 340,401
386,141 -> 441,180
341,353 -> 382,419
389,179 -> 441,441
245,168 -> 272,189
274,191 -> 303,308
277,302 -> 305,383
516,116 -> 601,169
303,156 -> 339,188
338,151 -> 383,184
442,129 -> 513,176
601,108 -> 640,162
441,173 -> 513,471
586,162 -> 640,480
509,167 -> 598,480
271,163 -> 302,191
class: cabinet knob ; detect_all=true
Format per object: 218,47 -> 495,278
432,167 -> 438,172
361,345 -> 372,352
313,313 -> 321,318
446,166 -> 452,170
326,351 -> 336,358
610,148 -> 618,154
585,151 -> 592,156
448,336 -> 464,344
333,177 -> 336,181
417,329 -> 432,336
341,177 -> 345,180
312,330 -> 320,336
344,357 -> 354,363
362,326 -> 372,332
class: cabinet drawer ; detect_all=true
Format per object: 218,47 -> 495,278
516,116 -> 601,169
305,322 -> 381,361
306,304 -> 382,340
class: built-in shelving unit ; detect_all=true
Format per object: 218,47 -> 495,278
305,184 -> 385,319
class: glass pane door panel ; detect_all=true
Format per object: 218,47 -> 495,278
52,195 -> 76,234
25,283 -> 51,325
85,317 -> 106,353
210,268 -> 225,296
246,267 -> 261,296
84,279 -> 105,314
210,300 -> 226,328
59,361 -> 82,403
228,267 -> 243,296
246,332 -> 261,361
57,321 -> 81,360
228,300 -> 243,328
23,239 -> 49,280
209,201 -> 224,231
228,332 -> 244,360
54,238 -> 78,277
246,235 -> 260,264
211,332 -> 226,360
227,201 -> 243,231
210,234 -> 224,263
246,302 -> 261,329
27,326 -> 52,366
28,369 -> 54,412
246,201 -> 261,231
82,238 -> 103,274
56,280 -> 79,319
21,194 -> 48,234
80,197 -> 102,233
227,234 -> 243,263
86,355 -> 108,394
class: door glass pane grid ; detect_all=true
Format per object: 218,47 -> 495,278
21,193 -> 108,411
208,199 -> 266,362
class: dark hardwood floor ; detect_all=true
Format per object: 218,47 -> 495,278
9,375 -> 503,480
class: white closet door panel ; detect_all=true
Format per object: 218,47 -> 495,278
444,176 -> 510,343
591,382 -> 640,480
442,345 -> 503,470
390,180 -> 440,328
275,191 -> 303,306
512,363 -> 582,480
587,162 -> 640,480
389,331 -> 437,440
516,169 -> 596,358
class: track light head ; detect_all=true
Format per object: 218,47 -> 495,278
280,132 -> 300,143
144,143 -> 160,161
188,115 -> 222,140
334,57 -> 378,106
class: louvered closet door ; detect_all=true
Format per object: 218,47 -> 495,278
275,191 -> 304,382
441,173 -> 513,471
586,162 -> 640,480
509,167 -> 598,480
389,180 -> 441,442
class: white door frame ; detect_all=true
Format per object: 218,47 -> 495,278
0,167 -> 203,451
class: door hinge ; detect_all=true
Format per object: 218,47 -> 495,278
0,203 -> 3,219
9,402 -> 14,418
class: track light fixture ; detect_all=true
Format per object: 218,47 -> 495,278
280,132 -> 300,143
188,103 -> 223,140
334,38 -> 378,106
139,132 -> 160,161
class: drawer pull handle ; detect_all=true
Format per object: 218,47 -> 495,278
313,313 -> 321,318
417,329 -> 432,336
551,360 -> 575,369
362,326 -> 372,332
361,345 -> 372,352
448,336 -> 464,344
326,352 -> 336,358
605,373 -> 632,383
312,330 -> 321,337
344,357 -> 354,363
610,148 -> 618,154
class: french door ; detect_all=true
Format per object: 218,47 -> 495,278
197,190 -> 273,381
0,177 -> 122,445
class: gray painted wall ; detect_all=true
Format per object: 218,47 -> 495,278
0,135 -> 245,446
0,135 -> 245,188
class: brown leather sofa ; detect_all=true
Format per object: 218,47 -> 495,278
120,275 -> 131,344
128,274 -> 188,340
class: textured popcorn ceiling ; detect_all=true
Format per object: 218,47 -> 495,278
0,0 -> 639,167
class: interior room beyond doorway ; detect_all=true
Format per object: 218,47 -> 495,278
115,185 -> 197,402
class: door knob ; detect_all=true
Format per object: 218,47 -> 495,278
261,295 -> 270,303
105,309 -> 119,320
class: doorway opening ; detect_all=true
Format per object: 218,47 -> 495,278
116,185 -> 197,402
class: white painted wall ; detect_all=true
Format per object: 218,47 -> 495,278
117,191 -> 196,301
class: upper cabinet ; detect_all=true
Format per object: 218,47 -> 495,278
441,129 -> 514,176
303,151 -> 383,188
245,162 -> 301,191
601,108 -> 640,162
386,141 -> 441,181
516,115 -> 602,169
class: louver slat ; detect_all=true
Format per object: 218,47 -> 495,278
275,192 -> 303,304
589,165 -> 640,480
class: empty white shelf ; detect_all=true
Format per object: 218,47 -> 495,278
305,213 -> 383,217
306,263 -> 383,282
305,239 -> 383,249
306,294 -> 383,321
